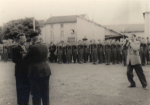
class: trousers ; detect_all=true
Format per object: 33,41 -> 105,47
30,76 -> 50,105
127,62 -> 147,87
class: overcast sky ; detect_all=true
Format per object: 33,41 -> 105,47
0,0 -> 149,26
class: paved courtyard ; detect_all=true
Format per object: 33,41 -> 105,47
0,61 -> 150,105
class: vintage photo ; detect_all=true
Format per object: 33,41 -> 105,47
0,0 -> 150,105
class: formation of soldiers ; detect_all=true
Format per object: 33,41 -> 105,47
48,37 -> 150,66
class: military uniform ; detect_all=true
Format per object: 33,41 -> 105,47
83,44 -> 88,63
62,44 -> 67,63
92,41 -> 97,64
66,43 -> 72,63
78,43 -> 83,63
97,41 -> 103,63
102,41 -> 106,63
122,39 -> 128,66
49,43 -> 56,63
105,41 -> 111,65
147,38 -> 150,64
89,41 -> 93,62
58,44 -> 63,64
72,43 -> 78,63
116,41 -> 122,63
111,41 -> 117,64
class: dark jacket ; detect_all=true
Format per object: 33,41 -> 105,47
12,45 -> 28,76
24,42 -> 51,78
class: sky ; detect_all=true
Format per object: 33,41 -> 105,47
0,0 -> 150,26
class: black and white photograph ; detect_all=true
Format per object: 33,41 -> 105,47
0,0 -> 150,105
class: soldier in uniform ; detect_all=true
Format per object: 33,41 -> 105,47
66,41 -> 72,63
97,39 -> 103,63
147,37 -> 150,64
102,40 -> 106,63
111,39 -> 117,64
122,38 -> 128,66
89,40 -> 93,62
92,39 -> 97,64
78,40 -> 83,63
142,38 -> 147,66
49,42 -> 56,63
72,41 -> 78,63
138,37 -> 143,65
116,40 -> 122,63
105,40 -> 111,65
62,42 -> 67,63
83,37 -> 88,63
57,42 -> 63,64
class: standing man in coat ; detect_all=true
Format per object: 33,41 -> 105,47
105,40 -> 111,65
72,41 -> 77,63
122,38 -> 128,66
83,37 -> 88,63
97,39 -> 103,64
92,39 -> 97,64
111,39 -> 117,64
126,34 -> 148,89
24,32 -> 51,105
12,33 -> 30,105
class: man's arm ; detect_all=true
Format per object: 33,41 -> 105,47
130,41 -> 140,51
12,47 -> 23,64
23,46 -> 34,64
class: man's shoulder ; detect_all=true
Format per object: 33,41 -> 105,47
134,40 -> 140,45
12,45 -> 19,50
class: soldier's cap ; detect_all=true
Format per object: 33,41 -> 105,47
30,31 -> 39,38
82,37 -> 88,41
16,33 -> 25,39
147,37 -> 149,39
131,34 -> 136,37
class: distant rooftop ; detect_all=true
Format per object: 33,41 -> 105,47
45,14 -> 89,24
105,24 -> 144,33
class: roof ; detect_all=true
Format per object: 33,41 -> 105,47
105,24 -> 144,33
45,14 -> 125,37
45,15 -> 77,24
124,24 -> 144,33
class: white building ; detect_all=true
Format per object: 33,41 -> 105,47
106,24 -> 145,38
39,14 -> 123,44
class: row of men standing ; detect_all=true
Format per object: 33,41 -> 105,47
49,39 -> 125,65
49,37 -> 150,66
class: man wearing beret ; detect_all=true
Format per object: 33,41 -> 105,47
24,32 -> 51,105
12,33 -> 30,105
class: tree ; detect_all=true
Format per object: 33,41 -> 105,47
1,18 -> 41,41
0,26 -> 2,43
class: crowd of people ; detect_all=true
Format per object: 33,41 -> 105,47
48,37 -> 150,66
0,36 -> 149,67
0,33 -> 148,105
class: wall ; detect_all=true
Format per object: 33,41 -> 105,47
40,27 -> 46,43
44,22 -> 76,44
76,17 -> 105,43
124,32 -> 144,38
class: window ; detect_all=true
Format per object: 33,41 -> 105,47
61,30 -> 64,37
51,24 -> 53,28
50,31 -> 54,37
60,24 -> 63,28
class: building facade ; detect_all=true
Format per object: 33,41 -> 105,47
39,14 -> 123,44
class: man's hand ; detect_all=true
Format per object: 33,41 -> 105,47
22,53 -> 27,59
129,40 -> 132,43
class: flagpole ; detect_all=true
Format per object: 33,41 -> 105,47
33,1 -> 35,31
